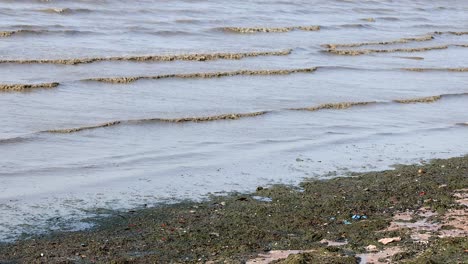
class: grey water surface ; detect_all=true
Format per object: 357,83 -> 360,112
0,0 -> 467,241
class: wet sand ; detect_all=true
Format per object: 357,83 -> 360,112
1,156 -> 466,263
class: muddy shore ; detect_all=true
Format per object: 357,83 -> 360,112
0,156 -> 467,263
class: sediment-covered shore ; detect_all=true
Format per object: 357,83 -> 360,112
1,156 -> 466,263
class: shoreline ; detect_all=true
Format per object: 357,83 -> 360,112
1,156 -> 467,263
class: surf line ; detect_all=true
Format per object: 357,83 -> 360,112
41,93 -> 468,134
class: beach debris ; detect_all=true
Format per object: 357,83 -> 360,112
320,239 -> 348,246
256,186 -> 264,191
365,245 -> 378,252
351,214 -> 368,220
418,168 -> 426,174
343,220 -> 352,225
378,237 -> 401,245
252,196 -> 273,202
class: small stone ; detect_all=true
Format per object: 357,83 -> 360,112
209,232 -> 220,237
365,245 -> 378,252
256,186 -> 264,191
378,237 -> 401,245
418,169 -> 426,174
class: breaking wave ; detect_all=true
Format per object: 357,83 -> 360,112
220,25 -> 320,33
0,49 -> 292,65
0,82 -> 59,91
85,68 -> 317,84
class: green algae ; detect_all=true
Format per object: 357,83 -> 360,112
0,156 -> 466,263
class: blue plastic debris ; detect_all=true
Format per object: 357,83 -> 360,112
352,214 -> 361,220
343,220 -> 352,225
361,215 -> 368,219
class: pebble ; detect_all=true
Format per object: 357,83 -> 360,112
378,237 -> 401,245
365,245 -> 378,252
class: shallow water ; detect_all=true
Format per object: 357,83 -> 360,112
0,0 -> 467,241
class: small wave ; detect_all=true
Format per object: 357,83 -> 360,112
44,112 -> 269,134
38,8 -> 91,14
392,93 -> 467,104
0,134 -> 36,145
0,82 -> 59,91
403,67 -> 468,72
337,23 -> 374,29
393,95 -> 441,104
85,68 -> 317,84
447,31 -> 468,36
220,25 -> 320,33
323,34 -> 434,49
433,31 -> 468,36
7,93 -> 467,136
0,29 -> 47,37
0,30 -> 15,37
398,56 -> 425,60
149,30 -> 196,36
0,29 -> 91,37
377,17 -> 400,21
289,101 -> 376,111
45,121 -> 123,134
0,49 -> 292,65
290,93 -> 468,112
322,30 -> 468,55
326,45 -> 449,56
